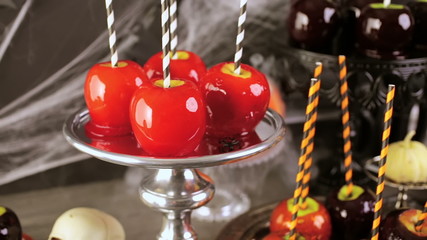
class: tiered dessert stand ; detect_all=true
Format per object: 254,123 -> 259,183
63,108 -> 285,240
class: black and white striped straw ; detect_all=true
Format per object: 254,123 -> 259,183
105,0 -> 118,67
233,0 -> 247,75
161,0 -> 171,88
169,0 -> 178,59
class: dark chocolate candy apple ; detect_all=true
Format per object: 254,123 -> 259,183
356,3 -> 414,59
326,185 -> 375,240
0,206 -> 22,240
287,0 -> 340,52
408,0 -> 427,50
269,197 -> 332,240
379,208 -> 427,240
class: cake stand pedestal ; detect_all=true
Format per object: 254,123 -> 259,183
63,109 -> 285,240
364,156 -> 427,209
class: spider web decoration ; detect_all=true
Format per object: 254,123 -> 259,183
0,0 -> 290,185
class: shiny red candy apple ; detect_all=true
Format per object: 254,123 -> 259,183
84,60 -> 148,136
326,185 -> 375,240
269,197 -> 332,240
200,62 -> 270,138
144,50 -> 207,84
129,79 -> 206,157
379,208 -> 427,240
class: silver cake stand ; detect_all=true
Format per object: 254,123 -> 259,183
364,156 -> 427,209
63,109 -> 286,240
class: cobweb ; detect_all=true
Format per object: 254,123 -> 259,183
0,0 -> 290,185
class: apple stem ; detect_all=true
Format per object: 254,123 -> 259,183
233,0 -> 247,75
383,0 -> 391,7
105,0 -> 118,67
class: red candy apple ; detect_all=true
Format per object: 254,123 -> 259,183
269,197 -> 332,240
379,208 -> 427,240
84,60 -> 148,136
144,50 -> 207,84
129,79 -> 206,157
200,62 -> 270,138
326,185 -> 375,240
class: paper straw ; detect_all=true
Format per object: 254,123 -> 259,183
233,0 -> 247,75
371,84 -> 395,240
105,0 -> 118,67
288,78 -> 321,240
169,0 -> 178,59
160,0 -> 171,88
300,62 -> 322,210
338,55 -> 354,197
384,0 -> 391,7
415,201 -> 427,232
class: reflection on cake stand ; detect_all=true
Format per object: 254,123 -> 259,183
364,156 -> 427,209
63,109 -> 285,240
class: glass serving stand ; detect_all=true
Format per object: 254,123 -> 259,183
364,156 -> 427,209
63,109 -> 285,240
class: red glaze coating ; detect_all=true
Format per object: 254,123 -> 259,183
84,60 -> 148,136
87,133 -> 145,156
200,62 -> 270,138
269,197 -> 332,240
22,234 -> 33,240
144,51 -> 207,84
129,79 -> 206,157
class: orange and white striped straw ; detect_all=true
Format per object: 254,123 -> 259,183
338,55 -> 354,196
288,78 -> 321,240
300,62 -> 322,210
371,84 -> 395,240
415,201 -> 427,232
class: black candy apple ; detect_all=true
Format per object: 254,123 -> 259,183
0,206 -> 22,240
287,0 -> 340,52
356,3 -> 415,59
326,185 -> 375,240
379,208 -> 427,240
408,0 -> 427,50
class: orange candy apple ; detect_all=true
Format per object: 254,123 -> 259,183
143,51 -> 207,84
84,60 -> 147,136
269,197 -> 332,240
200,62 -> 270,138
129,79 -> 206,157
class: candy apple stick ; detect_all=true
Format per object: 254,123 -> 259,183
105,0 -> 118,67
300,62 -> 322,210
338,55 -> 354,197
169,0 -> 178,59
233,0 -> 247,74
415,202 -> 427,232
288,78 -> 321,240
371,84 -> 395,240
160,0 -> 171,88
